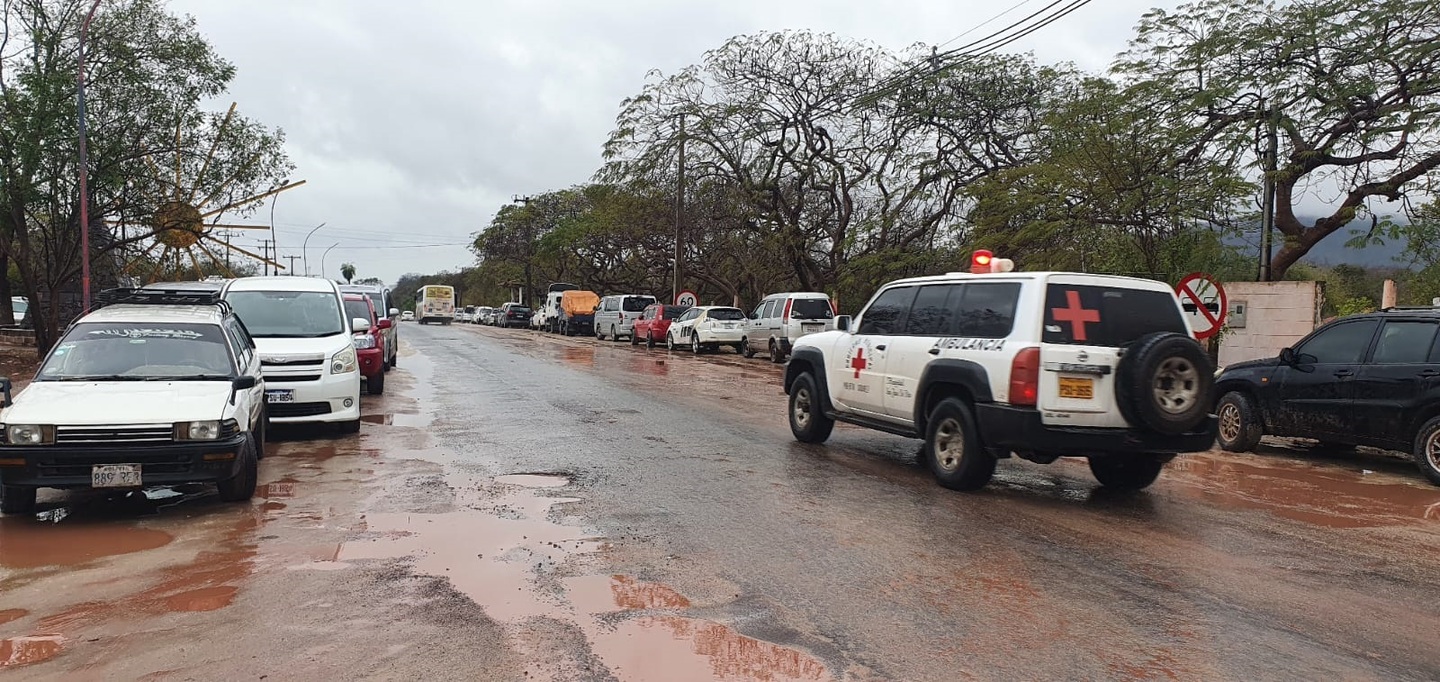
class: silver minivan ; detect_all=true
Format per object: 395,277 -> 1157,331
595,294 -> 657,341
742,292 -> 836,362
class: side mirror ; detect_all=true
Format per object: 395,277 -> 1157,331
352,317 -> 372,334
0,376 -> 12,408
836,315 -> 852,332
232,375 -> 258,390
388,308 -> 400,317
376,318 -> 393,330
1279,347 -> 1296,365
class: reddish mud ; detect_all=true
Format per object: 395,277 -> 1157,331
0,520 -> 174,569
593,616 -> 832,682
0,635 -> 63,668
0,610 -> 27,626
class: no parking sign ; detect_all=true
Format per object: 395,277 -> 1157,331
1176,272 -> 1227,339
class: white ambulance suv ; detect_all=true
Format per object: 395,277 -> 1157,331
222,277 -> 363,434
784,262 -> 1217,491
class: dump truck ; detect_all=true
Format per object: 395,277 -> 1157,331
555,289 -> 599,336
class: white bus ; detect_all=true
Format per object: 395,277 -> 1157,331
415,284 -> 455,325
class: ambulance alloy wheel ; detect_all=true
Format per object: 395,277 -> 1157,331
1116,332 -> 1213,436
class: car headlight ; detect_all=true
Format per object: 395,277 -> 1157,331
175,420 -> 224,441
352,334 -> 376,350
330,347 -> 358,374
4,424 -> 53,445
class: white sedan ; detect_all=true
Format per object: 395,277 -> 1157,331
667,306 -> 747,354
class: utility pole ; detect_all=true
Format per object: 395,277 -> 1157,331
1259,104 -> 1278,282
673,116 -> 686,304
512,195 -> 533,307
260,240 -> 273,276
284,255 -> 300,275
217,229 -> 238,272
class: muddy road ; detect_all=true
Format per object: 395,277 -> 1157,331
3,323 -> 1440,681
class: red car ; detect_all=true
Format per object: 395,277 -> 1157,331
631,304 -> 691,348
343,293 -> 388,395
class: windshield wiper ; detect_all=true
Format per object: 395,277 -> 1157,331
56,374 -> 157,382
169,374 -> 235,381
251,332 -> 341,338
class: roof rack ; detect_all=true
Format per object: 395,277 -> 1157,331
1380,305 -> 1440,312
97,287 -> 231,313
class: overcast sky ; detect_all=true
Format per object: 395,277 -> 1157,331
168,0 -> 1185,287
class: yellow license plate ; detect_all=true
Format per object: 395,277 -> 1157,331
1058,377 -> 1094,400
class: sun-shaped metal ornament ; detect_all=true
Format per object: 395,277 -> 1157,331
111,103 -> 305,283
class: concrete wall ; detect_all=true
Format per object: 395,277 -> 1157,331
1217,281 -> 1325,368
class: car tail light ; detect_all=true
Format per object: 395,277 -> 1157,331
1009,347 -> 1040,406
782,298 -> 793,323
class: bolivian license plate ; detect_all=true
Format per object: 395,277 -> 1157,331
92,464 -> 142,488
802,324 -> 822,333
1058,376 -> 1094,400
266,389 -> 294,404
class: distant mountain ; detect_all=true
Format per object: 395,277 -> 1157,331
1227,218 -> 1413,270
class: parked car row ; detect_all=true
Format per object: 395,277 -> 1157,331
0,275 -> 400,514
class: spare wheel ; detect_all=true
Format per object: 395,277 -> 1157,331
1114,332 -> 1213,435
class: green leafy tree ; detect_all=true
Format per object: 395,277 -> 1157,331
1116,0 -> 1440,280
340,262 -> 356,284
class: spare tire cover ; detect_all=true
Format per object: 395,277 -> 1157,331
1115,332 -> 1214,435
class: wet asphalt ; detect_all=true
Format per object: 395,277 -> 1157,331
2,321 -> 1439,681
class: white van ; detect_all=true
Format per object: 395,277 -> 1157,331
742,292 -> 836,363
594,294 -> 657,341
222,277 -> 363,433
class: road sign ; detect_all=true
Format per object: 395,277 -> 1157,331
675,290 -> 698,307
1176,272 -> 1227,339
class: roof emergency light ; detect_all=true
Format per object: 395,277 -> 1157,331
969,250 -> 1015,274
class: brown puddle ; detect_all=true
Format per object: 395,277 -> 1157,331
0,520 -> 173,569
1165,453 -> 1440,528
564,574 -> 691,616
361,412 -> 432,428
38,513 -> 260,631
0,635 -> 64,667
0,609 -> 28,625
590,616 -> 831,682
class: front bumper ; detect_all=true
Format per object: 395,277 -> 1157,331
0,435 -> 248,489
264,370 -> 361,424
975,404 -> 1218,455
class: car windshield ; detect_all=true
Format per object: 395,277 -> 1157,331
708,308 -> 745,321
623,297 -> 653,312
789,298 -> 833,319
510,306 -> 531,314
344,299 -> 373,327
226,290 -> 345,338
37,322 -> 234,381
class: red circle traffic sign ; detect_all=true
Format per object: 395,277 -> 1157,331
1176,272 -> 1227,339
675,290 -> 698,307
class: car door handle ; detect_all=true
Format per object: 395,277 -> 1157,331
928,347 -> 940,355
1333,369 -> 1354,378
1420,369 -> 1440,378
875,344 -> 887,351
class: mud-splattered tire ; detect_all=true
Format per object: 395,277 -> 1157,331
630,330 -> 640,345
1412,417 -> 1440,486
1088,455 -> 1167,491
741,339 -> 756,358
691,336 -> 702,354
769,341 -> 784,364
666,333 -> 676,351
367,369 -> 385,396
924,398 -> 994,491
0,485 -> 36,515
217,436 -> 258,502
1215,391 -> 1262,452
1116,332 -> 1213,435
788,372 -> 834,444
647,332 -> 656,349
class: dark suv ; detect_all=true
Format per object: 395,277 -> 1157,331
1213,308 -> 1440,485
497,303 -> 532,329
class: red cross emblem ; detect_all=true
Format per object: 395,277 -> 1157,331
850,348 -> 868,379
1052,290 -> 1101,341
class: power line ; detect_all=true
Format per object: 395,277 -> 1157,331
935,0 -> 1043,51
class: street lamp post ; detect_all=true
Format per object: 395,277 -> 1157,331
300,222 -> 327,275
76,0 -> 104,311
320,243 -> 339,281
